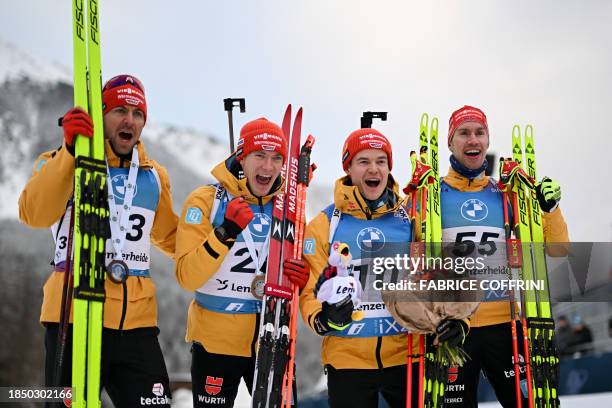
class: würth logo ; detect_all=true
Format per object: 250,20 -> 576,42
205,376 -> 223,396
448,366 -> 459,383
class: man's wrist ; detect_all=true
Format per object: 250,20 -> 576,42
214,226 -> 235,248
313,312 -> 331,336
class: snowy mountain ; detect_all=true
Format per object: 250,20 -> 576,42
0,39 -> 225,219
0,39 -> 71,84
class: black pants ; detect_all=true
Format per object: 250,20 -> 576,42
191,342 -> 256,407
443,322 -> 529,407
45,324 -> 172,408
327,364 -> 415,408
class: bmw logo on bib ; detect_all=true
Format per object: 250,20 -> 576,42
248,213 -> 271,238
111,173 -> 138,201
461,199 -> 488,222
357,227 -> 385,253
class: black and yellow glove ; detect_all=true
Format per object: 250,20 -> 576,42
536,177 -> 561,212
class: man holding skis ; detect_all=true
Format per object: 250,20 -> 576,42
299,128 -> 468,407
19,74 -> 177,407
175,117 -> 309,408
440,105 -> 569,407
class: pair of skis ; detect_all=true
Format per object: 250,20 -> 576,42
404,113 -> 448,408
499,126 -> 560,408
69,1 -> 110,407
252,105 -> 315,408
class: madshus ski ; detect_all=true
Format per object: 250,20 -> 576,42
70,1 -> 110,407
252,106 -> 315,408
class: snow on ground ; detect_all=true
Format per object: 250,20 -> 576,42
480,391 -> 612,407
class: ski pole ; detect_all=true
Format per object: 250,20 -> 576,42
53,204 -> 76,396
403,149 -> 435,408
360,111 -> 387,128
283,135 -> 315,408
499,161 -> 524,408
223,98 -> 246,153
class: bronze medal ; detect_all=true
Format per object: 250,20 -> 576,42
251,275 -> 266,300
107,259 -> 129,284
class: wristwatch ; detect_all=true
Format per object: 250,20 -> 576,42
214,226 -> 233,246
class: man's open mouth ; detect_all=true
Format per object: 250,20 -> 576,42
118,131 -> 133,141
256,175 -> 272,184
365,178 -> 381,187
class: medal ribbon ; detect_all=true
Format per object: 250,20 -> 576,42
106,148 -> 140,262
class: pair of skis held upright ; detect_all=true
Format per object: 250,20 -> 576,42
251,105 -> 316,408
404,114 -> 446,408
53,1 -> 110,408
405,114 -> 559,408
500,125 -> 560,408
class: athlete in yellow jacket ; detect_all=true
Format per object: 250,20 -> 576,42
440,106 -> 568,408
18,75 -> 177,407
300,128 -> 469,407
175,117 -> 309,407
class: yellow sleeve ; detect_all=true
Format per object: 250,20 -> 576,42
542,206 -> 570,257
299,211 -> 331,334
150,161 -> 178,258
175,186 -> 234,292
18,145 -> 75,228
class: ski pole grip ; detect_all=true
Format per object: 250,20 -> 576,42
223,98 -> 246,153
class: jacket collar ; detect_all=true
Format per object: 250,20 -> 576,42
443,166 -> 490,191
333,174 -> 402,219
104,139 -> 153,168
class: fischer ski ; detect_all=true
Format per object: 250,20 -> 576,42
499,156 -> 535,408
405,112 -> 450,408
512,125 -> 560,408
71,1 -> 110,407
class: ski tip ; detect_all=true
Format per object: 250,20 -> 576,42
420,112 -> 429,127
282,104 -> 292,122
430,117 -> 439,130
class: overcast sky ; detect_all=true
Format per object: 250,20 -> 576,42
1,0 -> 611,241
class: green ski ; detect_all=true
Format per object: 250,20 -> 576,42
522,125 -> 560,408
512,124 -> 559,408
71,1 -> 108,407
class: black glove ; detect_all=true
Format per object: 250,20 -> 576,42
435,319 -> 468,347
313,296 -> 354,335
536,177 -> 561,213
